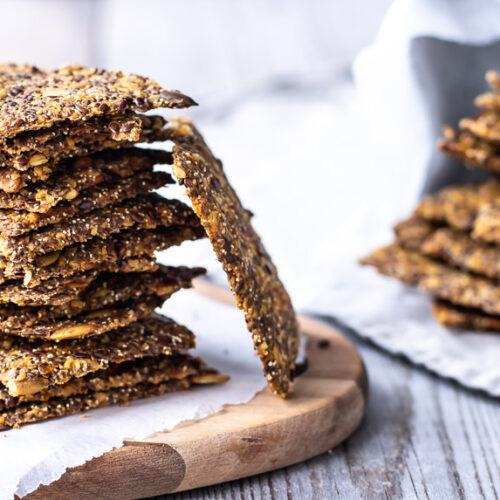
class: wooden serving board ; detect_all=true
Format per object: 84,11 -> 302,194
28,282 -> 367,500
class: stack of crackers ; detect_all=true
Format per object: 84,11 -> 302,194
0,64 -> 299,429
361,70 -> 500,332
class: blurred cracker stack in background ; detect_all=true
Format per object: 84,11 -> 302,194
362,70 -> 500,332
0,64 -> 229,429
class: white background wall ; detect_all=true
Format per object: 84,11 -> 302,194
0,0 -> 391,105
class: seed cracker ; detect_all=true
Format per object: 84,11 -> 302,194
0,146 -> 172,214
414,179 -> 500,230
0,170 -> 172,237
168,117 -> 299,397
0,354 -> 216,409
0,266 -> 204,330
0,194 -> 199,263
0,113 -> 166,171
4,296 -> 162,340
0,225 -> 204,287
438,126 -> 500,172
421,227 -> 500,279
0,367 -> 228,430
0,64 -> 196,139
459,111 -> 500,143
0,257 -> 159,307
0,313 -> 196,397
432,300 -> 500,332
361,243 -> 500,316
394,217 -> 437,251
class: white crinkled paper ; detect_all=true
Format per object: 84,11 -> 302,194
4,292 -> 267,499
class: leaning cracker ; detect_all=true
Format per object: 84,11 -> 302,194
169,117 -> 299,397
0,194 -> 200,263
0,64 -> 196,139
361,243 -> 500,316
0,314 -> 196,397
0,266 -> 205,329
432,300 -> 500,332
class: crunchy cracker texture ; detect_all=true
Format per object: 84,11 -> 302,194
0,170 -> 173,238
0,64 -> 196,139
0,147 -> 172,214
360,243 -> 500,316
0,354 -> 209,408
0,313 -> 196,397
0,194 -> 200,263
432,300 -> 500,332
0,225 -> 205,288
438,127 -> 500,172
0,266 -> 204,330
394,217 -> 436,251
0,365 -> 229,430
0,126 -> 174,194
169,117 -> 299,397
4,295 -> 162,340
420,227 -> 500,280
0,113 -> 165,171
0,258 -> 159,307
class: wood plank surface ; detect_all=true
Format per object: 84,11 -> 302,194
162,319 -> 500,500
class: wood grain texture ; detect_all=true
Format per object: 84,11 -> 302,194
159,320 -> 500,500
26,313 -> 366,499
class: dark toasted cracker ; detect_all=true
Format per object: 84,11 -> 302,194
0,64 -> 196,139
0,266 -> 204,330
432,300 -> 500,332
0,125 -> 173,195
0,272 -> 98,307
0,225 -> 204,287
0,354 -> 216,409
421,227 -> 500,279
471,202 -> 500,243
169,117 -> 299,397
0,257 -> 158,307
0,313 -> 196,397
414,179 -> 500,231
394,217 -> 437,251
4,295 -> 162,340
361,243 -> 500,315
0,170 -> 172,237
0,368 -> 228,430
438,126 -> 500,172
0,113 -> 166,171
0,147 -> 172,214
459,111 -> 500,144
0,194 -> 199,263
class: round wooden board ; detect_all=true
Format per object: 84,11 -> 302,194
28,288 -> 367,500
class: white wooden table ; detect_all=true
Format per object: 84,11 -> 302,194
157,320 -> 500,499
